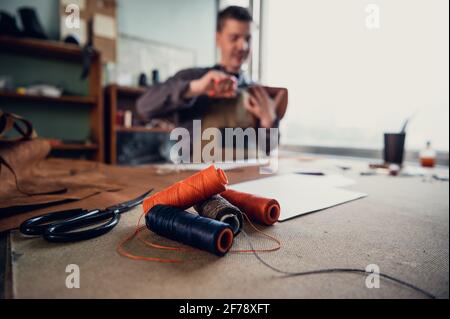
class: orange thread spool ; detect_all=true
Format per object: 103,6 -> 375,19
143,165 -> 228,213
221,189 -> 280,225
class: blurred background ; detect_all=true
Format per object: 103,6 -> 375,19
0,0 -> 448,165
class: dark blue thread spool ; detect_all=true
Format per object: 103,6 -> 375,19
145,205 -> 234,256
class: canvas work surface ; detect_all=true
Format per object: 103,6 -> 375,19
5,157 -> 449,298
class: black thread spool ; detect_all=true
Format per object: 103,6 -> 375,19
194,195 -> 243,235
146,205 -> 234,256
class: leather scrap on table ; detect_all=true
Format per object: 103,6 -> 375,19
0,110 -> 126,232
0,159 -> 162,233
0,138 -> 123,218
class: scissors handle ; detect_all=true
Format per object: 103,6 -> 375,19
20,208 -> 88,236
44,210 -> 120,243
19,188 -> 154,242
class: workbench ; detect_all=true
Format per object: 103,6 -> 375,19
1,155 -> 448,298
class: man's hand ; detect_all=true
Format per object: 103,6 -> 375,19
184,70 -> 237,99
245,86 -> 286,128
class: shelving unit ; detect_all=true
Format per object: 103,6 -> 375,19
104,84 -> 172,164
0,91 -> 96,105
0,36 -> 90,61
0,36 -> 104,161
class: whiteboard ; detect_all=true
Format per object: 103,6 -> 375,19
117,33 -> 196,84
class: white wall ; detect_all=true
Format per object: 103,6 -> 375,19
117,0 -> 217,67
262,0 -> 449,151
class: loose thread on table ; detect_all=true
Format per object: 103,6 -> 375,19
239,230 -> 436,299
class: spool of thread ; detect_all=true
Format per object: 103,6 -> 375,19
146,205 -> 234,256
194,195 -> 243,235
143,165 -> 228,213
221,189 -> 280,225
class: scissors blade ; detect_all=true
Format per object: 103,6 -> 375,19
106,188 -> 154,214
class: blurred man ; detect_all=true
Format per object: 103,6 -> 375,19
137,6 -> 287,158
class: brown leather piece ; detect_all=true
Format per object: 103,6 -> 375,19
0,139 -> 64,197
0,139 -> 122,224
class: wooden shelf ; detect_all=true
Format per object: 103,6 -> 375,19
115,85 -> 148,96
0,36 -> 98,62
115,126 -> 172,133
105,85 -> 172,164
1,36 -> 104,162
51,143 -> 99,151
0,91 -> 96,105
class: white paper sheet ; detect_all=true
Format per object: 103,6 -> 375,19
229,174 -> 367,221
293,173 -> 356,187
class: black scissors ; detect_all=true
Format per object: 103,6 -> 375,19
20,188 -> 153,243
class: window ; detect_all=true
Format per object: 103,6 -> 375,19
261,0 -> 449,152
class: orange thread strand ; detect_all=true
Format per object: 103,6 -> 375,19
231,212 -> 281,253
116,226 -> 182,263
137,229 -> 191,252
